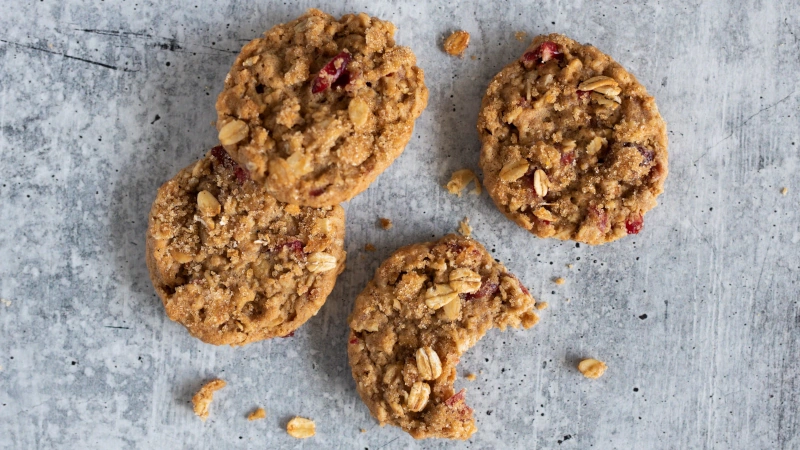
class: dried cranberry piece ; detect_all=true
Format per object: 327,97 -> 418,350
560,151 -> 575,166
521,41 -> 562,68
623,143 -> 655,166
588,206 -> 609,233
446,242 -> 465,255
625,214 -> 644,235
234,167 -> 250,183
283,240 -> 305,255
280,331 -> 295,338
309,187 -> 326,197
349,337 -> 359,345
577,89 -> 591,101
464,280 -> 499,301
269,239 -> 305,258
311,51 -> 352,94
211,146 -> 250,184
445,389 -> 466,407
211,145 -> 236,169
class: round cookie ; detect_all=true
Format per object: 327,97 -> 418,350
146,146 -> 346,346
347,234 -> 539,440
478,33 -> 668,245
215,8 -> 429,207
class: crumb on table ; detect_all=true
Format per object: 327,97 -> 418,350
536,302 -> 549,310
465,373 -> 477,381
446,169 -> 481,196
443,30 -> 470,56
781,187 -> 788,196
578,359 -> 607,379
247,407 -> 266,421
379,218 -> 393,230
287,416 -> 316,438
514,31 -> 527,41
360,428 -> 367,433
192,379 -> 227,421
458,217 -> 472,237
364,243 -> 376,252
554,277 -> 566,285
567,264 -> 574,269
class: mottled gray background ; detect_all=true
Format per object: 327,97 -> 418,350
1,0 -> 798,448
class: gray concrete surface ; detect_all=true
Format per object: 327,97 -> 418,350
1,0 -> 798,448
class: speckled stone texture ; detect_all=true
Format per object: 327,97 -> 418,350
0,1 -> 798,449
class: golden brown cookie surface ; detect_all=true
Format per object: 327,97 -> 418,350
478,34 -> 668,245
347,235 -> 539,440
216,9 -> 428,207
146,147 -> 346,345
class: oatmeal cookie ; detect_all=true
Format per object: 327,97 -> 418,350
146,146 -> 346,346
347,234 -> 539,440
215,9 -> 428,207
478,34 -> 668,245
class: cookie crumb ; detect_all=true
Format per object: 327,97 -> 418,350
514,31 -> 527,41
247,407 -> 266,421
1,299 -> 10,307
458,217 -> 473,237
192,379 -> 226,421
446,169 -> 482,196
567,264 -> 574,269
379,218 -> 393,230
554,277 -> 566,285
781,187 -> 788,196
364,243 -> 376,252
465,373 -> 477,381
578,359 -> 607,379
536,302 -> 549,310
286,417 -> 316,438
443,30 -> 470,57
470,55 -> 477,60
360,428 -> 367,433
565,298 -> 571,303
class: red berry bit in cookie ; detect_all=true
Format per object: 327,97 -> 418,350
311,51 -> 352,94
625,214 -> 644,235
520,41 -> 562,69
624,143 -> 655,166
211,145 -> 250,184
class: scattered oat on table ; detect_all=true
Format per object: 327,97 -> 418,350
247,407 -> 266,421
536,302 -> 549,310
578,359 -> 607,379
446,169 -> 481,196
364,243 -> 376,252
379,218 -> 393,230
465,373 -> 477,381
514,31 -> 527,41
554,277 -> 566,285
192,379 -> 226,421
1,298 -> 11,307
781,187 -> 788,196
443,30 -> 470,57
286,417 -> 316,438
458,217 -> 473,237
